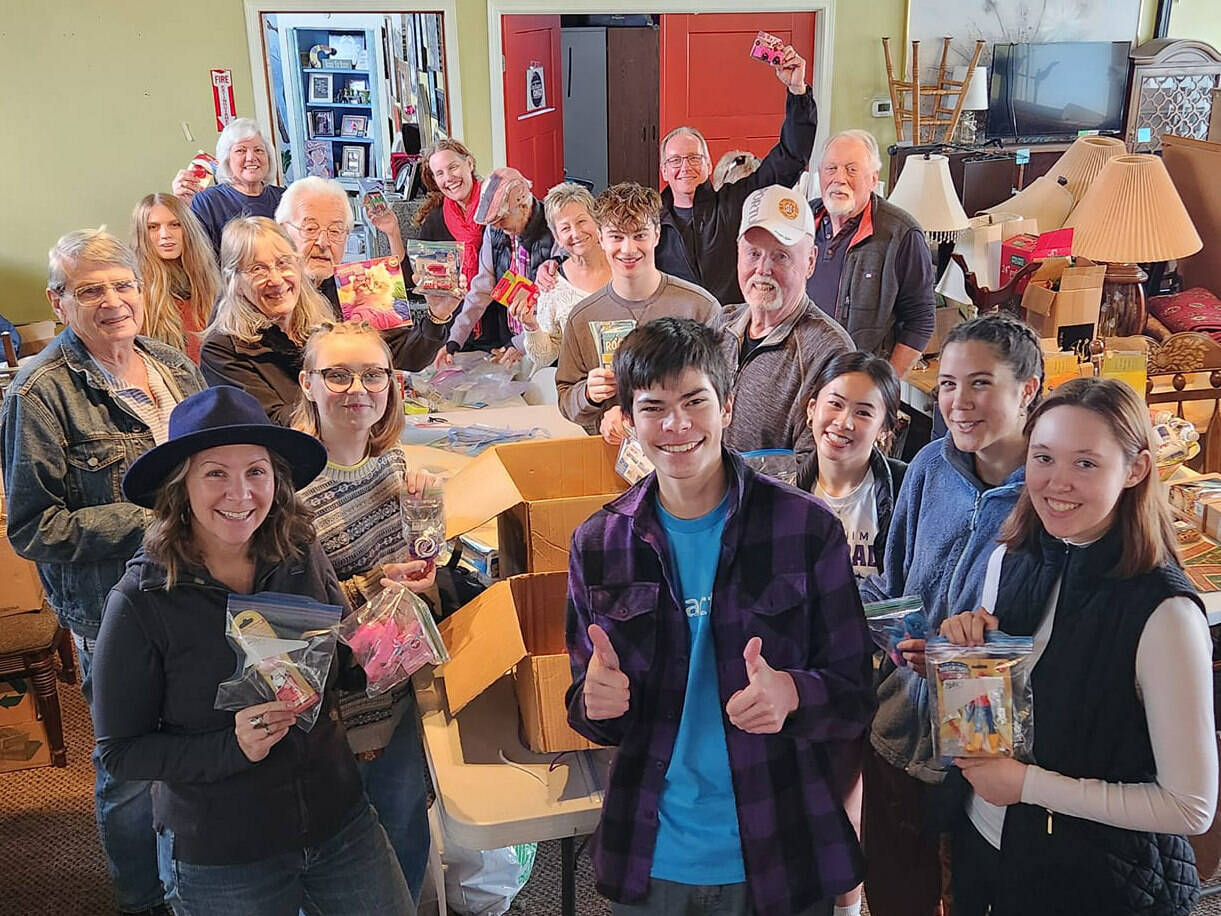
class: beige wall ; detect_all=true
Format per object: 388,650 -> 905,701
0,0 -> 1201,324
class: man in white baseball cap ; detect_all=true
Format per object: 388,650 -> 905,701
720,185 -> 853,463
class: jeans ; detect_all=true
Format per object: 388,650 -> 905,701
170,800 -> 414,915
76,633 -> 166,912
356,695 -> 430,901
610,878 -> 832,916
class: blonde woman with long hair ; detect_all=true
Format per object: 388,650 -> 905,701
130,193 -> 220,362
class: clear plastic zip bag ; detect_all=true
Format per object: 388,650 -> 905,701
927,634 -> 1036,760
337,586 -> 450,697
214,593 -> 343,732
862,596 -> 927,667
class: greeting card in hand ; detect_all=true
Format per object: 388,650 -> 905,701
335,257 -> 412,330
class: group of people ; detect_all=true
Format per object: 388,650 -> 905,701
0,34 -> 1214,916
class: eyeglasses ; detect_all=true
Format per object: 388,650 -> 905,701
288,222 -> 348,244
242,256 -> 298,283
310,367 -> 394,393
66,279 -> 142,307
663,154 -> 706,169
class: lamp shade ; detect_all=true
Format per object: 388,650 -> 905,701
983,174 -> 1075,231
888,154 -> 970,242
1065,154 -> 1202,263
949,65 -> 988,110
1048,135 -> 1126,203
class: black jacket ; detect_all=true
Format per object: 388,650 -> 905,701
656,87 -> 818,306
797,446 -> 906,575
92,543 -> 364,866
990,527 -> 1203,916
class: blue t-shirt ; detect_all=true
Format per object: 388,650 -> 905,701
190,183 -> 286,255
650,491 -> 744,885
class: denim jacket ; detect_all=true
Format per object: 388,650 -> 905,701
0,328 -> 204,638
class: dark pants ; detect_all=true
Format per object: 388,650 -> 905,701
610,878 -> 832,916
861,747 -> 944,916
950,819 -> 1000,916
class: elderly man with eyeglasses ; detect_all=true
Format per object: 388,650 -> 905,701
276,176 -> 456,369
0,229 -> 205,916
653,44 -> 816,307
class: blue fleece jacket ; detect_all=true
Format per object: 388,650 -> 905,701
859,435 -> 1024,782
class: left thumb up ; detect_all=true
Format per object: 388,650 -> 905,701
743,636 -> 766,682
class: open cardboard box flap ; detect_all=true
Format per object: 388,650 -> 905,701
443,437 -> 626,541
1021,257 -> 1106,318
437,578 -> 528,714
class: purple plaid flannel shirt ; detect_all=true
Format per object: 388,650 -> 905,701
565,452 -> 875,914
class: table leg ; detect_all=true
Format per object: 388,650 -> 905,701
561,835 -> 576,916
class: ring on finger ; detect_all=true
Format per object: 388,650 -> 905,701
249,713 -> 265,729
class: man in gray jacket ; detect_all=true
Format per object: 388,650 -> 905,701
722,186 -> 852,464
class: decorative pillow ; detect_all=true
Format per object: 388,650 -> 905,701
1148,288 -> 1221,338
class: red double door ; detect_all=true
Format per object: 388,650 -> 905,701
502,12 -> 818,194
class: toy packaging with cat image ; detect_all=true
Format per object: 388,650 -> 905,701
358,177 -> 390,219
337,585 -> 449,697
862,596 -> 927,668
407,240 -> 465,297
927,634 -> 1035,760
335,256 -> 412,330
749,30 -> 786,66
215,593 -> 343,731
591,319 -> 637,368
490,270 -> 539,312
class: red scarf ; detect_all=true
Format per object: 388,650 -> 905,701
442,179 -> 483,287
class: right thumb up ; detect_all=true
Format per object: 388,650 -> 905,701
588,624 -> 620,671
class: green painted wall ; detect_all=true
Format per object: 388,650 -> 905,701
0,0 -> 1189,325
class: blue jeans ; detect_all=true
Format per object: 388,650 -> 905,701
611,879 -> 832,916
169,800 -> 414,915
76,633 -> 166,912
357,695 -> 430,901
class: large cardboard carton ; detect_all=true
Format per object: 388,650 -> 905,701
1020,258 -> 1106,339
0,677 -> 50,773
444,438 -> 626,576
437,571 -> 598,754
0,495 -> 45,620
0,678 -> 37,728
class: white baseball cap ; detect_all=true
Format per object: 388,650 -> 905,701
738,185 -> 815,245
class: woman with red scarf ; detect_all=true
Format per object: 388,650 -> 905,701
415,140 -> 483,289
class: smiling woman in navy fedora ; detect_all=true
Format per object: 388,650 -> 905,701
89,386 -> 414,916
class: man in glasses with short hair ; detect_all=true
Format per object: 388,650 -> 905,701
0,228 -> 206,916
655,44 -> 816,307
276,175 -> 453,370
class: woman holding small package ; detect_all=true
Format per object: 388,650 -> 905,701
939,377 -> 1216,916
90,385 -> 413,915
294,320 -> 437,897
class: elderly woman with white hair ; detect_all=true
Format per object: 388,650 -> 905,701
172,118 -> 285,256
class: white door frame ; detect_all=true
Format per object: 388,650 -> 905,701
486,0 -> 835,168
242,0 -> 464,163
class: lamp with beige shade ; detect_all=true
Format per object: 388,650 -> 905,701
983,174 -> 1075,231
1049,135 -> 1127,203
1065,153 -> 1203,336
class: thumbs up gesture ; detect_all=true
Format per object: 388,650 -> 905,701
725,637 -> 799,734
583,624 -> 631,721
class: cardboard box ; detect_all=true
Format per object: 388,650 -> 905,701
437,571 -> 598,754
0,720 -> 51,773
1200,494 -> 1221,542
1020,257 -> 1106,339
1169,474 -> 1221,520
0,678 -> 36,728
0,523 -> 44,620
444,438 -> 627,576
999,228 -> 1074,286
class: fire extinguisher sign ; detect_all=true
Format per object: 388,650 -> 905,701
211,69 -> 236,131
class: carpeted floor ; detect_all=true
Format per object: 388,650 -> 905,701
5,677 -> 1221,916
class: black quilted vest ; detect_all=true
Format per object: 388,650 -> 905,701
469,201 -> 554,352
989,525 -> 1204,916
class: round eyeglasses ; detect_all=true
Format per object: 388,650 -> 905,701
310,367 -> 394,393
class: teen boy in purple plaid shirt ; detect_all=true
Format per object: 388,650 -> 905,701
565,317 -> 875,915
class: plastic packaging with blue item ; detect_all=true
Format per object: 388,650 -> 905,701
926,633 -> 1035,760
215,593 -> 343,731
863,596 -> 927,668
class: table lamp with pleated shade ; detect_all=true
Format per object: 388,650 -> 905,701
1064,153 -> 1202,336
1048,135 -> 1127,203
888,154 -> 970,243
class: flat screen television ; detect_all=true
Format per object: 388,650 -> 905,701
987,41 -> 1130,143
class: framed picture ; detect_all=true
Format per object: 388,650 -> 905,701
340,114 -> 368,137
339,145 -> 367,179
304,140 -> 334,179
308,74 -> 332,104
309,110 -> 335,138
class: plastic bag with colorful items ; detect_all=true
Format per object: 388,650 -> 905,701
337,585 -> 449,697
1151,410 -> 1199,479
927,634 -> 1035,760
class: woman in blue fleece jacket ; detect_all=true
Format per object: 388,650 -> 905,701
856,315 -> 1044,916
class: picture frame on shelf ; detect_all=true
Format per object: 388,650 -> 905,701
339,145 -> 367,179
304,140 -> 334,179
329,33 -> 364,64
310,111 -> 335,138
340,114 -> 368,138
308,74 -> 332,104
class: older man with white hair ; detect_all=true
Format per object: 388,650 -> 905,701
721,185 -> 852,464
806,130 -> 935,376
275,176 -> 457,369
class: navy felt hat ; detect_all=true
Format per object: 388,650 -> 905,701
123,386 -> 327,509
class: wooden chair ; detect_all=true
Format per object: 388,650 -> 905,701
0,603 -> 75,767
1145,332 -> 1221,474
882,38 -> 985,145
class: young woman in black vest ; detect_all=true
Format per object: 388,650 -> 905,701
940,377 -> 1217,916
